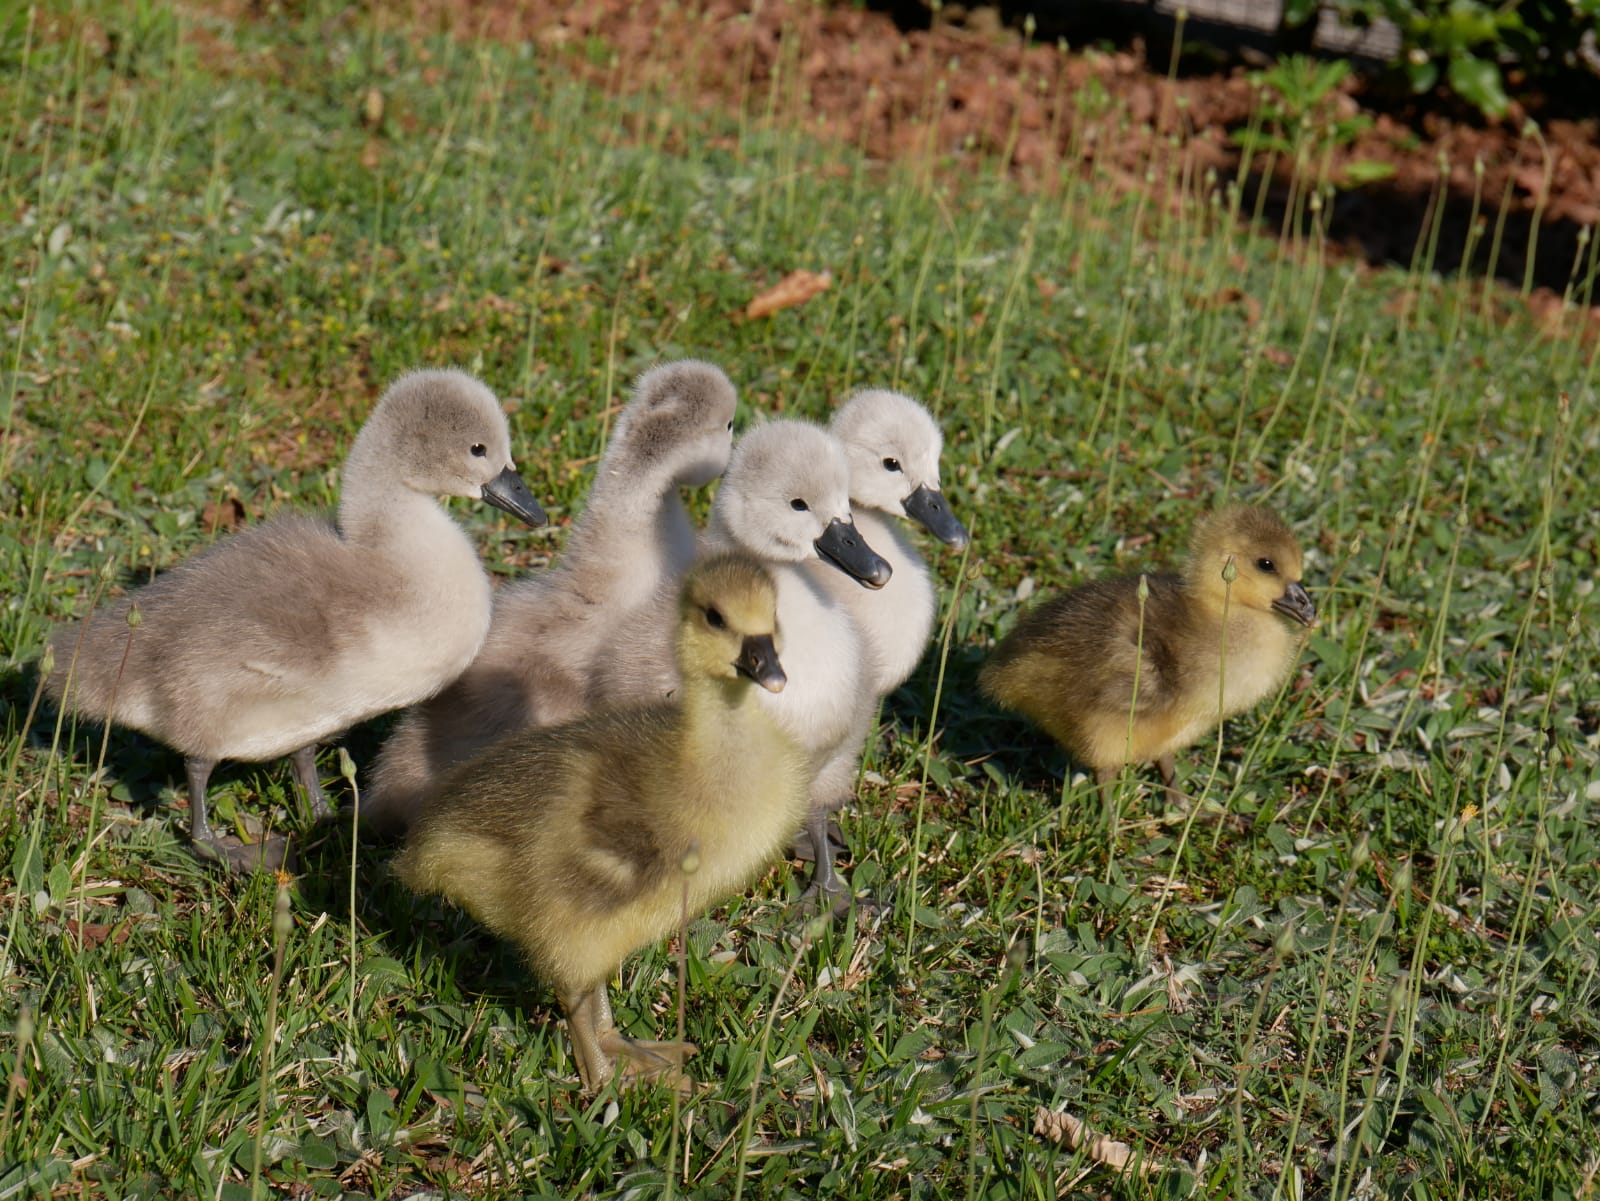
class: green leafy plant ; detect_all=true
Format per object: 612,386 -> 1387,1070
1232,56 -> 1394,187
1292,0 -> 1600,117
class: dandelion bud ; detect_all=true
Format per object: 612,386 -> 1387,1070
125,605 -> 142,629
680,842 -> 701,876
337,746 -> 357,784
1388,973 -> 1409,1013
1393,859 -> 1412,898
1273,924 -> 1295,961
272,882 -> 292,941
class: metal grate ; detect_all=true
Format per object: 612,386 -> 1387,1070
1135,0 -> 1404,62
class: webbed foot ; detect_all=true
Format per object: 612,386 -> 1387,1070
791,876 -> 854,922
597,1030 -> 699,1095
190,831 -> 295,875
789,817 -> 845,864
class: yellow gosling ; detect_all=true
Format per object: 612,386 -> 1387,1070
395,551 -> 808,1094
980,504 -> 1315,794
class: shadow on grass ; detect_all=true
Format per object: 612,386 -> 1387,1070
881,641 -> 1074,795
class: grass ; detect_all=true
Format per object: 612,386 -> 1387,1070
1,1 -> 1596,1196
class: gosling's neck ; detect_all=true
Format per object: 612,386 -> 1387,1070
681,669 -> 761,727
679,663 -> 768,761
1180,571 -> 1302,701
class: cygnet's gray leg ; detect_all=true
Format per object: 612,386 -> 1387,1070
796,807 -> 853,918
805,807 -> 846,896
186,755 -> 293,875
186,757 -> 220,845
288,745 -> 331,818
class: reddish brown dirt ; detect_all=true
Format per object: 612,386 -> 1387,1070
258,0 -> 1600,320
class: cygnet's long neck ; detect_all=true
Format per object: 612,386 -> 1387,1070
335,431 -> 480,579
564,445 -> 696,596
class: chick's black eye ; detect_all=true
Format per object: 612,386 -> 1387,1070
883,457 -> 902,472
1256,557 -> 1276,574
790,498 -> 809,511
705,607 -> 726,630
726,420 -> 734,431
470,443 -> 488,458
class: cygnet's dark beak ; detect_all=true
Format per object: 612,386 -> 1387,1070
814,517 -> 893,590
481,466 -> 547,527
1272,580 -> 1317,627
735,634 -> 787,693
902,483 -> 969,550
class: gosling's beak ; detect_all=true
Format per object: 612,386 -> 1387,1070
814,517 -> 893,590
735,634 -> 786,693
480,466 -> 547,527
1272,580 -> 1316,627
902,483 -> 969,550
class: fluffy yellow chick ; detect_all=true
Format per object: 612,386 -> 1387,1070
980,504 -> 1315,793
395,551 -> 808,1093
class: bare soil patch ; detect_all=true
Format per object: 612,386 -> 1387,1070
242,0 -> 1600,319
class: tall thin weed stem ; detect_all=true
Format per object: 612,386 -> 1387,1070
730,921 -> 820,1201
251,878 -> 293,1201
902,534 -> 975,976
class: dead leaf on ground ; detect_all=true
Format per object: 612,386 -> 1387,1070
745,269 -> 832,319
1382,290 -> 1418,319
1202,286 -> 1261,326
202,497 -> 247,533
63,919 -> 132,949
